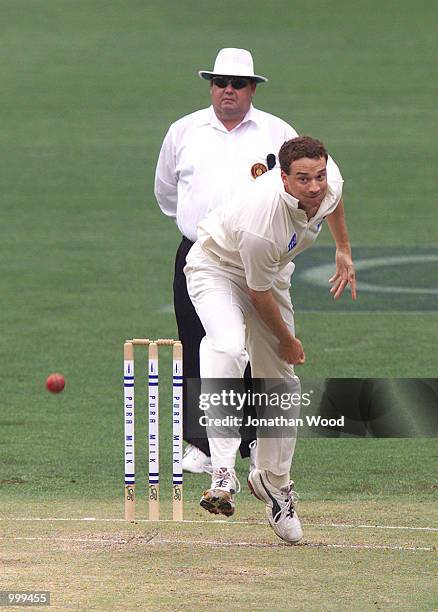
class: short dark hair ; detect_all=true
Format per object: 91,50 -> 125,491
279,136 -> 328,174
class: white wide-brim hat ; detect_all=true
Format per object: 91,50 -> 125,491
198,48 -> 268,83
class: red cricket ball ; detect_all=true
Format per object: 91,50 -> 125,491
46,373 -> 66,394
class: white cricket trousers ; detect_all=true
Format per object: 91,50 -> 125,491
185,242 -> 300,476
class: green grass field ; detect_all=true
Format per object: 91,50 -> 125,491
1,1 -> 437,610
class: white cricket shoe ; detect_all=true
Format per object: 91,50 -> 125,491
248,468 -> 303,544
200,467 -> 240,517
182,444 -> 213,474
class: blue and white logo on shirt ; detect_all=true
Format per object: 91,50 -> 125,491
287,233 -> 297,252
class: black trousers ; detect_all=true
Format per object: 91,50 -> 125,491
174,236 -> 256,458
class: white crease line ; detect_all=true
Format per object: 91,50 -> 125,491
1,517 -> 264,526
0,535 -> 434,552
157,538 -> 434,552
1,517 -> 437,532
1,536 -> 122,543
314,522 -> 438,532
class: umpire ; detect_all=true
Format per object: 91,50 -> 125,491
154,48 -> 299,473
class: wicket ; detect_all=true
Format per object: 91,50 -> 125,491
124,338 -> 183,522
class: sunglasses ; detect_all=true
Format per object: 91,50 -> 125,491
211,76 -> 252,90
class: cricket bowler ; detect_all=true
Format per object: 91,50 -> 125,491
184,136 -> 356,543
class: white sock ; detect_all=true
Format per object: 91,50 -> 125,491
266,470 -> 289,489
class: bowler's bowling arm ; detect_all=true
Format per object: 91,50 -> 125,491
326,198 -> 357,300
248,288 -> 305,365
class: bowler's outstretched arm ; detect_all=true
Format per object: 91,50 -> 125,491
326,198 -> 357,300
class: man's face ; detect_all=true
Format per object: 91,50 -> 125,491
210,76 -> 256,122
281,157 -> 328,208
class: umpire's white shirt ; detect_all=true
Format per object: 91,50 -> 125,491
154,105 -> 298,242
194,159 -> 344,291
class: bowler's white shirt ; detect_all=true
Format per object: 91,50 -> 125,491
154,105 -> 298,242
196,160 -> 344,291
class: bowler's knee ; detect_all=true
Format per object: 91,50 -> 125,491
215,342 -> 246,362
202,337 -> 246,362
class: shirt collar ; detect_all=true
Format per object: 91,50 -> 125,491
280,181 -> 300,209
282,191 -> 300,209
196,105 -> 258,131
241,105 -> 259,126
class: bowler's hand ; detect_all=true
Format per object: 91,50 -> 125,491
329,249 -> 357,300
279,337 -> 306,365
